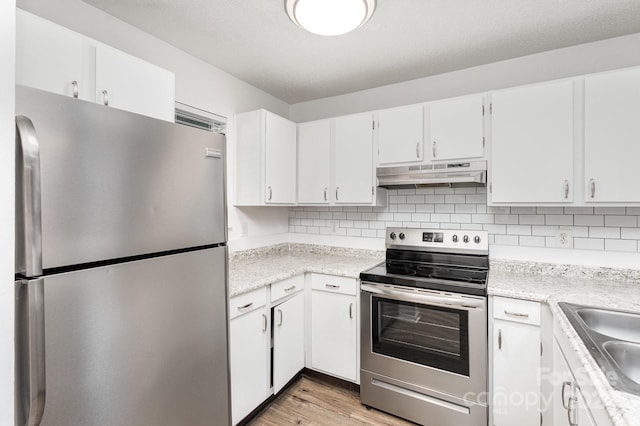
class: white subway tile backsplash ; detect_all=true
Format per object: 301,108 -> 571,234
495,214 -> 519,225
574,237 -> 604,250
545,215 -> 574,226
589,227 -> 620,239
519,236 -> 546,247
494,235 -> 519,245
605,239 -> 638,252
290,188 -> 640,253
594,207 -> 626,215
435,204 -> 455,213
506,225 -> 532,236
605,215 -> 637,227
574,215 -> 604,226
518,215 -> 545,225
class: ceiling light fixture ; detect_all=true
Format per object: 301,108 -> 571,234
285,0 -> 376,37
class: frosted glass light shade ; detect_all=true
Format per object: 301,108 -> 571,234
285,0 -> 376,36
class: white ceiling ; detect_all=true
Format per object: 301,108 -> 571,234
81,0 -> 640,104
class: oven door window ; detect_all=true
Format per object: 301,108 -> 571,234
372,296 -> 469,376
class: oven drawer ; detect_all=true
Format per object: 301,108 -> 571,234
311,274 -> 356,296
493,296 -> 540,326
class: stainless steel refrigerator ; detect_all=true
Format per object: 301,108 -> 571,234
14,86 -> 230,426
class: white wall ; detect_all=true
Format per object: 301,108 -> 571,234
1,1 -> 16,423
17,0 -> 292,250
290,32 -> 640,122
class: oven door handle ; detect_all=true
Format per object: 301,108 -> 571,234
361,283 -> 484,309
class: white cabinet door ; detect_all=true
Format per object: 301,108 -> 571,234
265,111 -> 297,204
311,290 -> 357,381
297,120 -> 331,204
429,95 -> 484,161
95,44 -> 175,121
334,113 -> 374,204
273,293 -> 305,393
585,68 -> 640,202
16,10 -> 92,101
377,104 -> 424,165
493,320 -> 541,426
553,338 -> 574,426
229,308 -> 269,425
490,80 -> 574,204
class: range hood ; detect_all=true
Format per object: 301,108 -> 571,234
377,160 -> 486,188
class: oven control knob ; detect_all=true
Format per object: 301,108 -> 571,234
399,232 -> 406,240
474,235 -> 481,244
452,234 -> 459,243
390,232 -> 397,240
463,235 -> 470,243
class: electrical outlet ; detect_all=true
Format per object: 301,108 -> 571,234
330,221 -> 338,234
555,228 -> 573,248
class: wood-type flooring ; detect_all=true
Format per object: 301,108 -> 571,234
248,375 -> 415,426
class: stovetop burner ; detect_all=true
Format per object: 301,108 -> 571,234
360,228 -> 489,296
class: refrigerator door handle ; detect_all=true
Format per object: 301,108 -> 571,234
16,116 -> 43,277
17,278 -> 47,426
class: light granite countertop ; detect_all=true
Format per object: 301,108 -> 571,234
490,262 -> 640,426
228,244 -> 640,426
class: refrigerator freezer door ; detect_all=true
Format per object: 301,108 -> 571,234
15,86 -> 227,271
16,247 -> 230,426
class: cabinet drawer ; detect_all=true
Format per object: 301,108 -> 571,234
493,296 -> 541,326
229,287 -> 267,320
271,275 -> 304,302
311,274 -> 357,296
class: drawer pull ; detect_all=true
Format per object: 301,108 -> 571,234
284,285 -> 296,293
326,284 -> 340,289
504,310 -> 529,319
237,302 -> 253,312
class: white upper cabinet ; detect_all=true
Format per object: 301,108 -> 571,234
16,9 -> 175,121
16,10 -> 92,101
235,110 -> 297,206
489,80 -> 574,204
334,113 -> 375,204
584,68 -> 640,203
377,104 -> 424,165
297,120 -> 331,204
95,44 -> 175,122
428,94 -> 485,161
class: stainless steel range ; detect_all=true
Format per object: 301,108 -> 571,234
360,228 -> 489,426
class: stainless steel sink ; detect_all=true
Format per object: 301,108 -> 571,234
577,308 -> 640,343
559,302 -> 640,396
604,341 -> 640,385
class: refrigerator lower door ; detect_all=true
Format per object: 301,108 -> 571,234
16,246 -> 230,426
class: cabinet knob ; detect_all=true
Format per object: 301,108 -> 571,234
102,90 -> 109,106
71,80 -> 79,99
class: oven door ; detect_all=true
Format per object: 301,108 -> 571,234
360,282 -> 487,401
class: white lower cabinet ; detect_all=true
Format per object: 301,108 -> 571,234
310,274 -> 358,382
492,297 -> 542,426
229,288 -> 269,425
272,291 -> 305,393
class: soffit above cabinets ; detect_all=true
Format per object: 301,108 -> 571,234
67,0 -> 640,103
